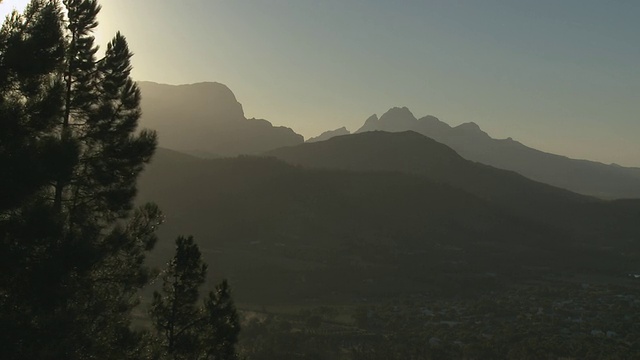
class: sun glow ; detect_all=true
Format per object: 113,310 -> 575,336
0,0 -> 30,18
0,0 -> 108,56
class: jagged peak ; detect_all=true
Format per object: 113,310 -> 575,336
364,114 -> 378,123
379,106 -> 417,122
356,114 -> 380,133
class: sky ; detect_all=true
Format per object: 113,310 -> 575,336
2,0 -> 639,166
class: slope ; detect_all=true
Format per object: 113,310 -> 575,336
352,107 -> 640,199
266,131 -> 640,244
138,148 -> 640,303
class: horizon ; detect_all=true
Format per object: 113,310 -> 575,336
2,0 -> 639,167
137,79 -> 640,168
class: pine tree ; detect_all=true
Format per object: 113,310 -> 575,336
151,236 -> 240,360
201,280 -> 241,360
1,2 -> 240,359
0,1 -> 159,359
151,236 -> 207,359
0,0 -> 67,212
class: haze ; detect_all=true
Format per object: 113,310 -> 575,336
4,1 -> 640,358
3,0 -> 638,166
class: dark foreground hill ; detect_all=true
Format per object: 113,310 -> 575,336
318,107 -> 640,199
266,131 -> 611,233
139,147 -> 640,304
137,81 -> 303,157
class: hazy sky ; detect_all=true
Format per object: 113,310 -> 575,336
3,0 -> 639,166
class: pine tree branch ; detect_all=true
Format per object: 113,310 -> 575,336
174,315 -> 207,339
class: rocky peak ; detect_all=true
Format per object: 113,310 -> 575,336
379,106 -> 417,123
139,81 -> 245,122
356,114 -> 380,133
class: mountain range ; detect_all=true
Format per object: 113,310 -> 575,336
266,131 -> 638,238
138,134 -> 640,302
137,81 -> 640,199
137,81 -> 303,157
133,79 -> 640,301
346,107 -> 640,199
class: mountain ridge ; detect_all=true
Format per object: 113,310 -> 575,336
137,81 -> 304,157
138,145 -> 640,303
320,107 -> 640,199
137,80 -> 640,199
307,127 -> 350,143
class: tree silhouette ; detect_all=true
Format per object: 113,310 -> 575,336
150,236 -> 240,360
0,1 -> 158,358
201,280 -> 241,360
0,2 -> 240,358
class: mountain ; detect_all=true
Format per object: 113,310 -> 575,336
138,146 -> 640,303
266,131 -> 640,243
337,107 -> 640,199
137,81 -> 304,157
306,127 -> 350,143
153,147 -> 202,164
267,131 -> 587,225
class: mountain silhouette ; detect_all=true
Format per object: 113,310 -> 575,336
139,146 -> 640,302
307,127 -> 350,143
265,131 -> 640,242
138,81 -> 303,157
311,107 -> 640,199
268,131 -> 587,216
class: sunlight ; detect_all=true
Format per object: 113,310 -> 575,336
0,0 -> 29,19
0,0 -> 108,55
2,1 -> 640,358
